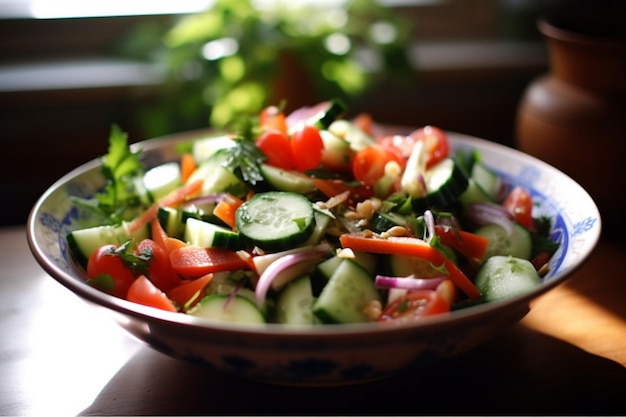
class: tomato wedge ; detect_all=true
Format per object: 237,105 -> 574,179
291,125 -> 324,171
166,273 -> 213,311
86,244 -> 136,299
408,125 -> 450,169
127,275 -> 178,312
136,239 -> 181,292
352,144 -> 405,186
259,105 -> 288,134
379,290 -> 450,323
256,129 -> 294,170
502,186 -> 535,231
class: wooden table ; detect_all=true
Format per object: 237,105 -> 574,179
1,224 -> 625,415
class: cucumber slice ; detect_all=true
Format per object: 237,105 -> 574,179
410,158 -> 469,211
328,119 -> 375,151
320,130 -> 353,171
315,255 -> 344,281
259,163 -> 316,194
184,217 -> 243,250
157,207 -> 184,238
459,162 -> 501,206
313,259 -> 381,324
191,134 -> 236,164
235,191 -> 315,252
187,148 -> 248,197
474,255 -> 540,302
143,162 -> 182,201
189,294 -> 265,324
308,99 -> 347,129
475,223 -> 532,260
275,275 -> 318,325
67,221 -> 149,267
301,209 -> 332,246
370,211 -> 407,233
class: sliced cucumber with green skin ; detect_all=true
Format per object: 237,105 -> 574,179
143,162 -> 182,201
474,255 -> 540,302
308,99 -> 347,129
475,222 -> 532,260
313,259 -> 381,324
235,191 -> 315,252
328,119 -> 375,151
320,130 -> 352,170
157,207 -> 185,238
370,211 -> 407,233
189,294 -> 265,324
275,275 -> 318,325
459,162 -> 501,206
410,158 -> 470,211
259,163 -> 317,194
184,217 -> 243,250
191,134 -> 236,164
315,255 -> 344,281
187,148 -> 248,198
301,209 -> 332,246
67,221 -> 149,267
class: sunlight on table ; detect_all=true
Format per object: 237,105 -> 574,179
18,275 -> 141,417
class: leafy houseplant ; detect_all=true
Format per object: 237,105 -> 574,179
123,0 -> 412,136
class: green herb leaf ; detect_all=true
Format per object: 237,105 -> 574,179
221,118 -> 266,185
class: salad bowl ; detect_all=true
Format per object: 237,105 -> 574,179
27,129 -> 601,386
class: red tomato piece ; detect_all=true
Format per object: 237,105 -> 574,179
136,239 -> 182,292
502,186 -> 535,231
169,246 -> 250,279
260,105 -> 288,134
291,125 -> 324,171
166,273 -> 213,311
87,244 -> 136,299
379,290 -> 450,323
127,275 -> 177,312
377,134 -> 418,159
408,125 -> 450,169
313,178 -> 374,207
256,129 -> 294,170
352,144 -> 405,186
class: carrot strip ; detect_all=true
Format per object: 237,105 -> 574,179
339,232 -> 482,299
180,152 -> 196,183
213,194 -> 244,229
128,178 -> 204,235
434,225 -> 489,262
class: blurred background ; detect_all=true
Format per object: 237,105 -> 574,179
0,0 -> 565,226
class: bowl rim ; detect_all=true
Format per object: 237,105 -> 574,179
26,129 -> 602,338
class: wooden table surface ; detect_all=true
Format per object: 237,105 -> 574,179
1,224 -> 625,416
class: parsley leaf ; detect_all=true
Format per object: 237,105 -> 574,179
71,125 -> 147,224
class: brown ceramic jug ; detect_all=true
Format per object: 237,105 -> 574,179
516,10 -> 626,233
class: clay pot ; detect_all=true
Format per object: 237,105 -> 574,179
516,10 -> 626,232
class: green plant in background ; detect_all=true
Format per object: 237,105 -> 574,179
122,0 -> 412,137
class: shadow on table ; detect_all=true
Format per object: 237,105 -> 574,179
80,324 -> 626,416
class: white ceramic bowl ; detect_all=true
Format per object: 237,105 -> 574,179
27,130 -> 601,386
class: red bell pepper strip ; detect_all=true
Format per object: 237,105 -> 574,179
169,245 -> 250,279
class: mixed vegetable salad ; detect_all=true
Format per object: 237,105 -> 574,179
67,100 -> 559,326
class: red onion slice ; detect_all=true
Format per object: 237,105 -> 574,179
375,275 -> 446,291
